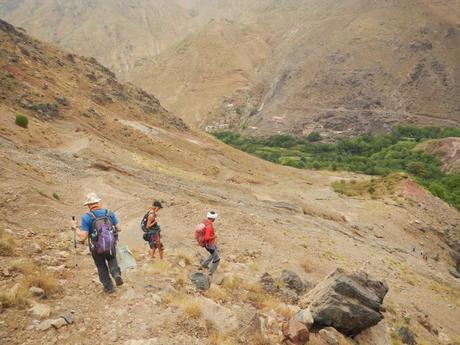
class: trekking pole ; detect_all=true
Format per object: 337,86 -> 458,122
71,216 -> 78,268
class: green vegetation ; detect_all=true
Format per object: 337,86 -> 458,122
213,126 -> 460,209
15,113 -> 29,128
307,131 -> 321,142
52,192 -> 60,200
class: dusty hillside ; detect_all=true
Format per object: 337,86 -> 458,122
1,18 -> 460,345
4,0 -> 460,134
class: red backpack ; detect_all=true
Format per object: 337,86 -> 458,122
194,223 -> 206,247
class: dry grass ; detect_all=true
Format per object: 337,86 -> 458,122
248,334 -> 273,345
221,274 -> 243,290
206,286 -> 228,302
22,270 -> 59,295
0,229 -> 16,256
0,285 -> 30,308
8,259 -> 35,274
208,330 -> 238,345
175,250 -> 193,266
177,295 -> 202,319
147,260 -> 172,276
300,257 -> 314,273
165,292 -> 203,319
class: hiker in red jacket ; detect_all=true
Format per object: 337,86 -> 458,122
200,211 -> 220,277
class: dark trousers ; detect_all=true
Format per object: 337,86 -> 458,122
92,250 -> 121,290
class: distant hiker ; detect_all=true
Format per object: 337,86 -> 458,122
412,245 -> 416,253
71,193 -> 123,293
141,200 -> 164,260
198,211 -> 220,278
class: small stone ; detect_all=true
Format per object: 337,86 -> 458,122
29,287 -> 45,298
61,311 -> 75,324
32,242 -> 42,253
51,317 -> 68,329
178,260 -> 186,268
30,303 -> 51,319
36,319 -> 54,331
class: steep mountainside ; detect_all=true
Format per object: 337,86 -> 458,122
5,0 -> 459,134
0,0 -> 195,79
209,0 -> 460,137
1,17 -> 460,345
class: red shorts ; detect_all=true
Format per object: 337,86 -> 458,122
149,233 -> 164,250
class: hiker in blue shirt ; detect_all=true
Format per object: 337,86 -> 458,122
71,193 -> 123,293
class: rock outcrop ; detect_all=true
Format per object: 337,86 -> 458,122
303,268 -> 388,336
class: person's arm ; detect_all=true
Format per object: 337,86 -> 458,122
110,211 -> 122,233
76,214 -> 91,241
71,217 -> 89,241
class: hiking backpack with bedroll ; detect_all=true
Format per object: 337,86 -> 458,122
195,223 -> 206,247
88,210 -> 116,255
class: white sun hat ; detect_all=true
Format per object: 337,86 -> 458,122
83,192 -> 101,206
207,211 -> 218,219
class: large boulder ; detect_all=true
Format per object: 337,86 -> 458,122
304,268 -> 388,336
190,272 -> 210,290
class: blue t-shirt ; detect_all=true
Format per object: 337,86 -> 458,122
80,208 -> 118,233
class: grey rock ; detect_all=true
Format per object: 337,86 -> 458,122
305,268 -> 388,336
61,311 -> 75,324
190,272 -> 210,290
280,287 -> 300,304
294,309 -> 314,329
36,319 -> 54,331
51,318 -> 68,329
55,96 -> 69,106
397,326 -> 416,345
29,287 -> 45,298
260,272 -> 277,293
282,270 -> 306,294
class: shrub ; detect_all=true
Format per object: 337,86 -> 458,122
52,192 -> 60,200
22,270 -> 59,295
307,131 -> 321,142
0,230 -> 16,256
0,285 -> 30,308
15,114 -> 29,128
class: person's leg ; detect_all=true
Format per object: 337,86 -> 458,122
208,246 -> 220,276
201,246 -> 213,269
92,252 -> 114,292
107,250 -> 123,286
155,234 -> 164,260
149,236 -> 156,259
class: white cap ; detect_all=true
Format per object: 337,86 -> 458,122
207,211 -> 218,219
83,192 -> 101,206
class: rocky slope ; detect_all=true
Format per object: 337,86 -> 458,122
1,18 -> 460,345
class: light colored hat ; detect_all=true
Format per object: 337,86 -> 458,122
207,211 -> 218,219
83,192 -> 101,206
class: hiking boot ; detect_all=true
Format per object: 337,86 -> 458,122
114,276 -> 124,287
104,286 -> 115,294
